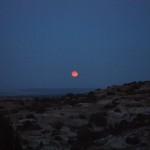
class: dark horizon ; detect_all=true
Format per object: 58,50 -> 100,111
0,87 -> 95,97
0,80 -> 149,97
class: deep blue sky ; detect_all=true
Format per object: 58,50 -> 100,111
0,0 -> 150,90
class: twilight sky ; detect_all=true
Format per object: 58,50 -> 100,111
0,0 -> 150,91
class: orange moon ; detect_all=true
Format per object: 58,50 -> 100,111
71,71 -> 78,77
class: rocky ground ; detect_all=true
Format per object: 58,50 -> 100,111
0,81 -> 150,150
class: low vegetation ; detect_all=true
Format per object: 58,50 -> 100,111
0,81 -> 149,149
0,112 -> 22,150
17,120 -> 42,132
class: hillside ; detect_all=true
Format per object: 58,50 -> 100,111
0,81 -> 150,150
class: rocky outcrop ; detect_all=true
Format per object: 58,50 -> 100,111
0,81 -> 150,150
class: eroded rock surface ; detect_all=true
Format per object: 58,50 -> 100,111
0,81 -> 150,150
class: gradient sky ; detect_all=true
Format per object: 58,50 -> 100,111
0,0 -> 150,91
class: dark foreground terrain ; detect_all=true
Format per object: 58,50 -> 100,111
0,81 -> 150,150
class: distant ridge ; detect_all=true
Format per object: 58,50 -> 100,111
0,88 -> 94,97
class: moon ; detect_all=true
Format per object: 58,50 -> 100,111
71,71 -> 78,77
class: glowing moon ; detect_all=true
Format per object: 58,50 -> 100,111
71,71 -> 78,77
